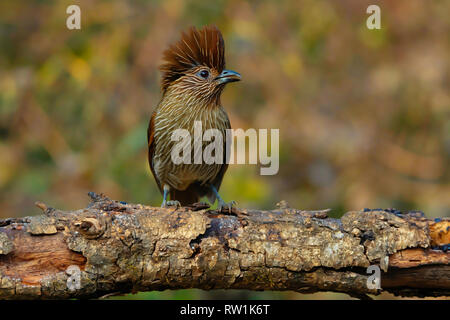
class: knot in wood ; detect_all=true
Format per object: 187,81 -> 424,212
73,217 -> 105,239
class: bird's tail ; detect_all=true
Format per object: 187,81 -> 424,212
170,186 -> 199,206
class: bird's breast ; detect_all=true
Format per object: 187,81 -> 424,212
152,101 -> 230,191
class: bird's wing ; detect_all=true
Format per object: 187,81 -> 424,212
147,110 -> 163,194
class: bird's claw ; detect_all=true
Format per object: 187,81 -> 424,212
218,200 -> 237,213
161,200 -> 181,208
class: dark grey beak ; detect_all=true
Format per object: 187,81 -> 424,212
215,69 -> 241,84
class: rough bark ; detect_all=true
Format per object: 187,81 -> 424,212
0,193 -> 448,299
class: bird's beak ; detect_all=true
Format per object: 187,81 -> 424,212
215,69 -> 241,84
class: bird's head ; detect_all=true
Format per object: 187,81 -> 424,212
159,25 -> 240,104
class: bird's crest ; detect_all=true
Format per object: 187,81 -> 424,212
159,25 -> 226,91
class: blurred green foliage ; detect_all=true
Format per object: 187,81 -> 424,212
0,0 -> 449,299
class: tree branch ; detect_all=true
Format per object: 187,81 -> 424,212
0,193 -> 448,299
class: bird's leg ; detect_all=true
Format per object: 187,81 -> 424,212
161,185 -> 180,208
210,185 -> 236,213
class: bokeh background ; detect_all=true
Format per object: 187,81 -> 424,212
0,0 -> 449,299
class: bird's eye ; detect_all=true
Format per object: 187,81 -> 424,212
199,70 -> 209,79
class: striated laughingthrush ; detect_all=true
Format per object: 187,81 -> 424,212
147,25 -> 241,209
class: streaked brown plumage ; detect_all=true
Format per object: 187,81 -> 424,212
147,25 -> 241,208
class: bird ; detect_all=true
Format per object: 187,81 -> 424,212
147,25 -> 241,210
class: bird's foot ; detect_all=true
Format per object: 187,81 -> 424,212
161,200 -> 181,208
218,200 -> 237,214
